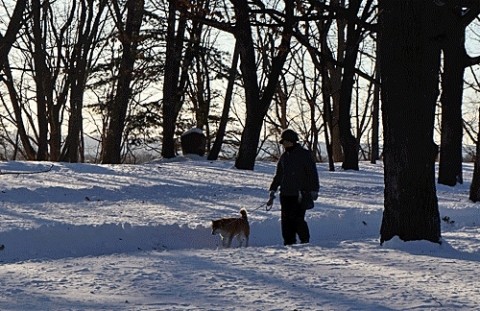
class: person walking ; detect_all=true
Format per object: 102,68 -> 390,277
267,129 -> 319,245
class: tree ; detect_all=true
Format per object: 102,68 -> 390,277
0,0 -> 31,160
0,0 -> 27,70
1,0 -> 110,162
62,0 -> 109,163
161,0 -> 190,159
31,0 -> 50,160
101,0 -> 145,164
291,0 -> 377,168
469,108 -> 480,202
337,0 -> 375,170
208,41 -> 240,161
379,1 -> 442,244
437,2 -> 480,186
233,0 -> 295,170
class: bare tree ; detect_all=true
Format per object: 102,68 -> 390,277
31,0 -> 50,160
438,2 -> 480,186
233,0 -> 295,170
469,108 -> 480,202
102,0 -> 145,164
161,0 -> 191,159
0,0 -> 27,70
62,0 -> 109,162
291,0 -> 377,168
208,41 -> 240,161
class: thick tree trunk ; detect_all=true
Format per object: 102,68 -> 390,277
380,1 -> 442,244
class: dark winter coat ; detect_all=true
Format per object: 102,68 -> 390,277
269,144 -> 319,196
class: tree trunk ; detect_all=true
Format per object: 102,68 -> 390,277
233,0 -> 294,170
0,0 -> 27,70
438,29 -> 465,186
208,41 -> 239,161
439,3 -> 480,186
2,61 -> 36,160
102,0 -> 144,164
436,4 -> 480,186
32,0 -> 49,161
161,1 -> 186,159
338,0 -> 361,170
231,0 -> 263,170
63,0 -> 107,163
371,41 -> 380,164
320,53 -> 335,171
469,109 -> 480,202
339,0 -> 375,170
380,1 -> 442,244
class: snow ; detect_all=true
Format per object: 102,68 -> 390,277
0,157 -> 479,310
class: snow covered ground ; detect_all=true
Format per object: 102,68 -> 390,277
0,157 -> 479,310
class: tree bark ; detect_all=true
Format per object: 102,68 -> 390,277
380,1 -> 442,244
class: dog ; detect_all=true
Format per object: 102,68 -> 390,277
211,208 -> 250,247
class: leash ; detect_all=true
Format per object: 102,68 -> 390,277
250,202 -> 273,212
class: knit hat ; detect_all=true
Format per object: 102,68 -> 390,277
279,129 -> 299,144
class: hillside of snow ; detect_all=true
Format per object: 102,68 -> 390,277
0,158 -> 479,310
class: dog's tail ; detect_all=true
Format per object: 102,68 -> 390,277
240,208 -> 248,220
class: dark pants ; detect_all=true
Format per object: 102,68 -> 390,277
280,195 -> 310,245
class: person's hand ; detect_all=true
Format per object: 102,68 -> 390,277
267,190 -> 275,206
311,191 -> 318,201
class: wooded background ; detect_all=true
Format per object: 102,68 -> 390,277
1,0 -> 480,244
0,0 -> 479,177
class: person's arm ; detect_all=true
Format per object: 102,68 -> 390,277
304,151 -> 319,192
269,159 -> 283,192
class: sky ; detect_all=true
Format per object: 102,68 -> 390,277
0,157 -> 479,310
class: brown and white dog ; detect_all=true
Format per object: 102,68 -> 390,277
211,208 -> 250,247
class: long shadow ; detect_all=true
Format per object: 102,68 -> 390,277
150,249 -> 399,311
0,222 -> 215,264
